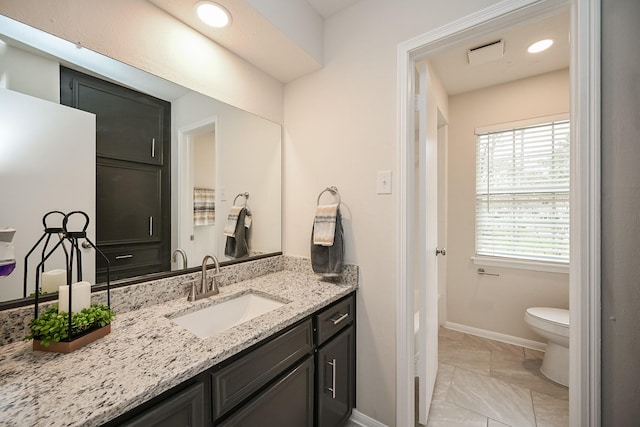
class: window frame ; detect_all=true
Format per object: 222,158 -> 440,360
473,113 -> 570,273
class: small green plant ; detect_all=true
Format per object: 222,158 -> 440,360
25,304 -> 115,347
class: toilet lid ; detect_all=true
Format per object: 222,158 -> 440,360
526,307 -> 569,327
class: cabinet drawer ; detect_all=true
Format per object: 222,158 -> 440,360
97,245 -> 162,270
211,319 -> 313,420
315,295 -> 355,346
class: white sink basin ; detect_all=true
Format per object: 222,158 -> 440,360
171,293 -> 285,338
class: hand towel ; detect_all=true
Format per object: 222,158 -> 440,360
311,208 -> 344,277
225,207 -> 249,258
223,206 -> 243,237
312,203 -> 339,246
193,187 -> 215,226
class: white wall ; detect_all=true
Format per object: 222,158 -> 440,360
446,69 -> 570,341
283,1 -> 500,424
0,0 -> 284,123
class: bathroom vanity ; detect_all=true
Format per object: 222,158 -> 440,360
108,294 -> 355,427
0,258 -> 357,427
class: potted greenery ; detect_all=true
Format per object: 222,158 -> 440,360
25,303 -> 115,353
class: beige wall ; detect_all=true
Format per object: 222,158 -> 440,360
446,69 -> 570,342
283,1 -> 500,424
0,0 -> 284,123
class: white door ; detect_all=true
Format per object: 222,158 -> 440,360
0,89 -> 95,300
415,63 -> 440,424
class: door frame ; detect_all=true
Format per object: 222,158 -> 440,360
177,116 -> 218,264
395,0 -> 601,426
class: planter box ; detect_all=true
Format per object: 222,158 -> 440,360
33,324 -> 111,353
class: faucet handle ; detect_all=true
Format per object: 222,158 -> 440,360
186,280 -> 198,302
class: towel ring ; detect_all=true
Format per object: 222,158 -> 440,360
317,186 -> 341,206
233,192 -> 249,207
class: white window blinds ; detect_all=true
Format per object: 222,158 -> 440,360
476,119 -> 570,263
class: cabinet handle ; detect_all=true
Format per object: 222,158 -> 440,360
151,138 -> 155,158
326,358 -> 336,399
115,254 -> 133,260
149,216 -> 153,236
329,312 -> 349,325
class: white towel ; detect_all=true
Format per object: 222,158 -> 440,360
224,206 -> 243,237
313,203 -> 339,246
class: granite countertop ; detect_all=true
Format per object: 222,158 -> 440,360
0,269 -> 357,427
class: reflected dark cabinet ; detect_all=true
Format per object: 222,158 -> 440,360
60,67 -> 171,282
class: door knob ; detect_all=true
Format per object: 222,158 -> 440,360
435,248 -> 447,256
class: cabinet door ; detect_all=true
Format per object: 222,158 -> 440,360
217,355 -> 314,427
62,70 -> 166,166
316,325 -> 355,427
97,162 -> 162,244
123,382 -> 205,427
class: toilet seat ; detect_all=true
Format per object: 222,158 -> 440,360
525,307 -> 569,337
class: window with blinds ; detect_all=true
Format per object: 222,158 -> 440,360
475,119 -> 570,264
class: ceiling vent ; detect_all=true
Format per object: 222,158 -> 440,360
467,40 -> 504,65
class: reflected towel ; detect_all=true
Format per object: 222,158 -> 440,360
193,187 -> 215,226
313,203 -> 339,246
223,206 -> 243,237
225,207 -> 250,258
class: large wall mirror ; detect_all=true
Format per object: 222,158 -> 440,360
0,16 -> 282,308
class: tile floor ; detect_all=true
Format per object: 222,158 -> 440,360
345,327 -> 568,427
422,327 -> 568,427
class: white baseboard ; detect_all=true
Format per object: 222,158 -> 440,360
444,321 -> 547,352
349,409 -> 389,427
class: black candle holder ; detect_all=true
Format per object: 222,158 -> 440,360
24,211 -> 113,352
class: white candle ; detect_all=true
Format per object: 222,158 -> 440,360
58,281 -> 91,314
41,269 -> 67,293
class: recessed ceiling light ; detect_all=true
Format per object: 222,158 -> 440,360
195,1 -> 231,28
528,39 -> 554,54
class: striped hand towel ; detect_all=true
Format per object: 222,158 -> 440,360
193,187 -> 215,226
224,206 -> 244,237
313,203 -> 339,246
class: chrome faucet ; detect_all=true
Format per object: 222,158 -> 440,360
171,248 -> 188,269
187,254 -> 221,302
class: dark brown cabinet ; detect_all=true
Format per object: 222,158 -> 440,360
316,326 -> 355,427
122,382 -> 206,427
217,356 -> 315,427
60,67 -> 171,282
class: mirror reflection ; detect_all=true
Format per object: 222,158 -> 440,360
0,17 -> 282,304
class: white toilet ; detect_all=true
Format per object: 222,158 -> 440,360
524,307 -> 570,387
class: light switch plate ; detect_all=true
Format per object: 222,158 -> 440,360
377,170 -> 392,194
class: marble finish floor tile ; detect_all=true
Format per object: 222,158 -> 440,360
432,362 -> 455,401
425,400 -> 488,427
419,328 -> 570,427
439,339 -> 492,376
462,334 -> 525,360
447,367 -> 536,427
491,353 -> 568,400
532,390 -> 569,427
